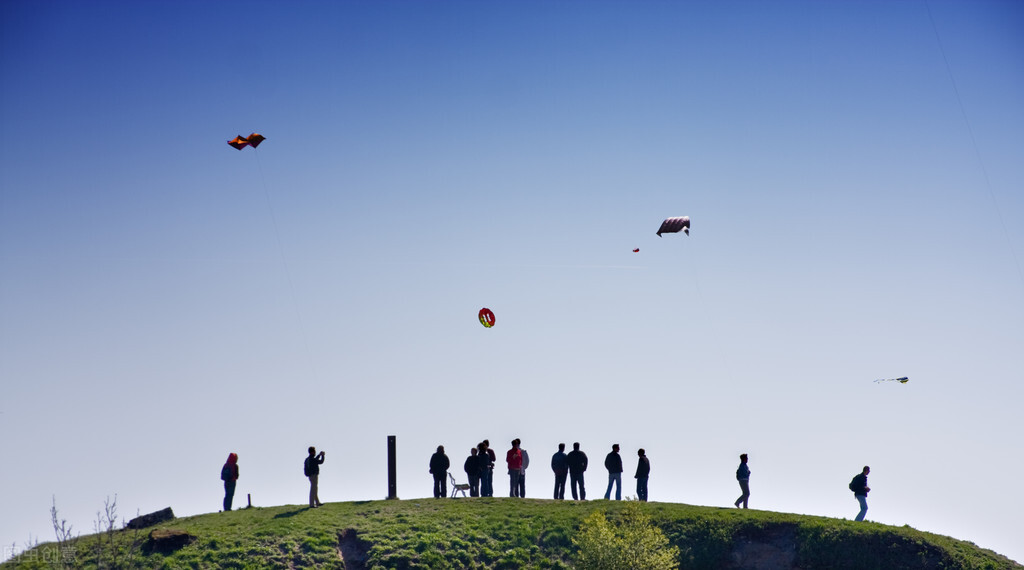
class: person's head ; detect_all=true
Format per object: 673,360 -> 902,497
573,442 -> 581,451
511,439 -> 518,448
437,445 -> 445,453
308,446 -> 316,456
740,454 -> 748,463
470,448 -> 478,456
863,466 -> 870,475
227,452 -> 238,464
483,439 -> 490,447
478,442 -> 487,453
558,443 -> 565,452
637,448 -> 645,457
612,444 -> 619,452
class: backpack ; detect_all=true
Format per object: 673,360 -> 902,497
221,463 -> 232,481
304,456 -> 313,477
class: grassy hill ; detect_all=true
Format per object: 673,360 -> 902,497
4,498 -> 1019,569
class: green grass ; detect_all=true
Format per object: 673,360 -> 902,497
4,499 -> 1019,569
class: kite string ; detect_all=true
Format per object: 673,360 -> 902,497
925,0 -> 1024,289
252,149 -> 318,380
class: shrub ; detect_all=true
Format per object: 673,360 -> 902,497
572,502 -> 679,570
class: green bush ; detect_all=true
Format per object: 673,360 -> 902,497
572,502 -> 679,570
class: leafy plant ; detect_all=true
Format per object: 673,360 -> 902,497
572,502 -> 679,570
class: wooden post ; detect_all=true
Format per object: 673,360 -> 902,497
387,435 -> 398,500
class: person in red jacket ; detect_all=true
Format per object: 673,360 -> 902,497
506,439 -> 524,497
220,453 -> 239,511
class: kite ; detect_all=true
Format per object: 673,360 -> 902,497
478,308 -> 495,328
657,216 -> 690,236
227,133 -> 266,150
633,248 -> 640,253
874,377 -> 909,384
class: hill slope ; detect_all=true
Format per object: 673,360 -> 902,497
4,498 -> 1019,569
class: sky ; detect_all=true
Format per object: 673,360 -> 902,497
1,0 -> 1022,564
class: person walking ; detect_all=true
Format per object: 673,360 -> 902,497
518,440 -> 530,498
604,444 -> 623,500
464,448 -> 482,497
506,439 -> 523,497
566,442 -> 589,500
734,453 -> 751,509
551,443 -> 568,500
635,448 -> 650,502
850,466 -> 871,521
429,445 -> 450,498
304,447 -> 325,508
220,453 -> 239,511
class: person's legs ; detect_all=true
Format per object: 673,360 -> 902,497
308,475 -> 319,507
483,470 -> 493,497
855,494 -> 868,521
735,480 -> 750,508
518,472 -> 526,498
224,481 -> 235,511
614,473 -> 621,500
636,477 -> 648,501
570,473 -> 580,500
509,471 -> 521,497
469,474 -> 480,497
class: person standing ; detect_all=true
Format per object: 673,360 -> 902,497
850,466 -> 871,521
604,444 -> 623,500
551,443 -> 568,500
220,453 -> 239,511
518,440 -> 530,498
734,454 -> 751,509
429,445 -> 450,498
304,447 -> 325,508
566,442 -> 589,500
635,448 -> 650,502
506,439 -> 523,497
464,448 -> 482,497
481,439 -> 496,497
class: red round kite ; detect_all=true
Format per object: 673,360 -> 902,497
478,308 -> 495,328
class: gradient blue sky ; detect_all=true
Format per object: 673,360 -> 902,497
2,0 -> 1022,563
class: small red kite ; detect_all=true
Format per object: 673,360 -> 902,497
478,308 -> 495,328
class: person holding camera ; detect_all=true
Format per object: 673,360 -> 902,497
304,446 -> 326,508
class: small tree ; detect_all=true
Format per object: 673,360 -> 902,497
572,502 -> 679,570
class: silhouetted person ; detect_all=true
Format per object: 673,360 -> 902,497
429,445 -> 450,498
506,439 -> 523,497
635,448 -> 650,502
304,447 -> 325,508
551,443 -> 568,499
518,440 -> 530,498
734,453 -> 750,508
481,439 -> 496,497
464,448 -> 482,497
850,466 -> 871,521
604,444 -> 623,500
220,453 -> 239,511
566,442 -> 589,500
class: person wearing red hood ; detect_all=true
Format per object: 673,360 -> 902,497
220,453 -> 239,511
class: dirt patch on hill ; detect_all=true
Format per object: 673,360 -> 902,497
338,528 -> 371,569
727,525 -> 797,569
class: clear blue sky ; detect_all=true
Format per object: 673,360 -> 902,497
2,0 -> 1022,563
